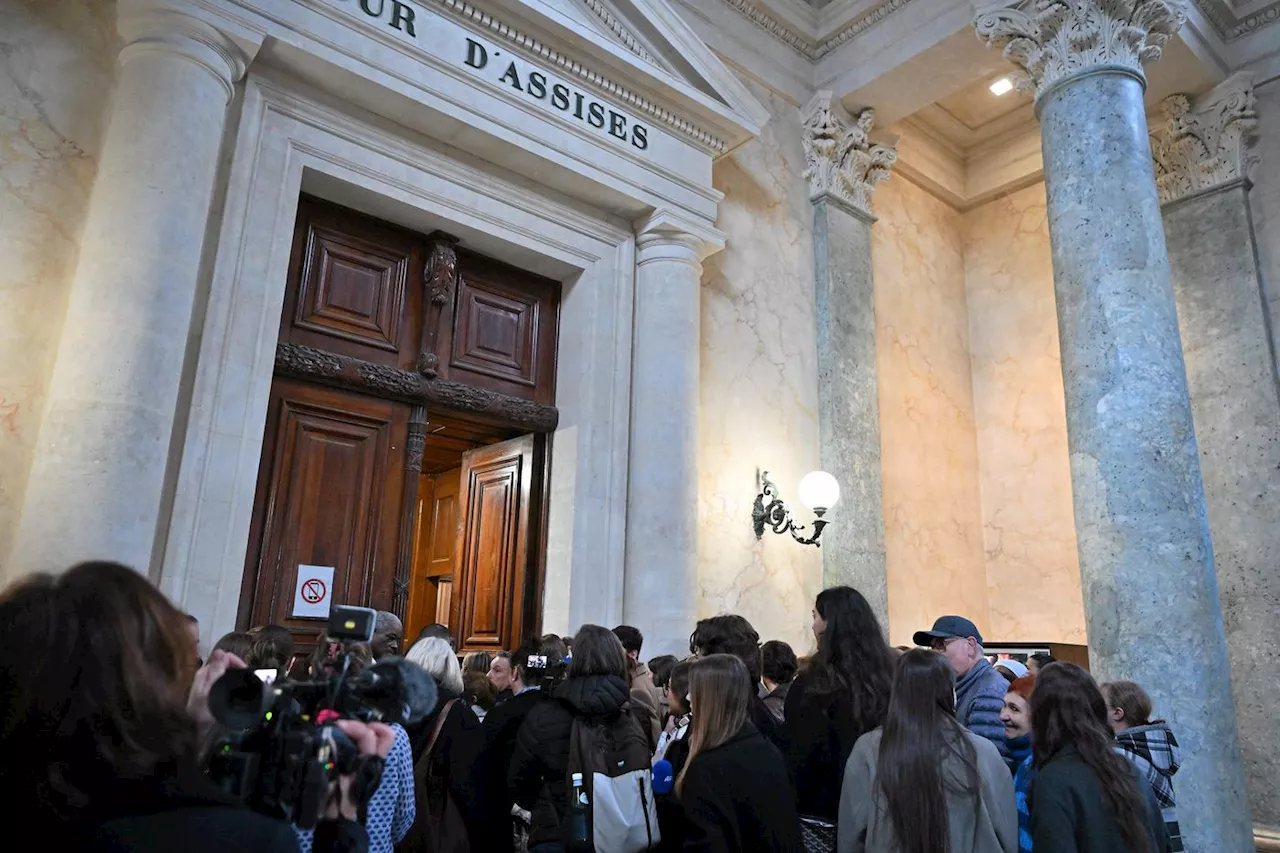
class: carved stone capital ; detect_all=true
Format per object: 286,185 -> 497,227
974,0 -> 1187,107
800,92 -> 896,216
633,209 -> 725,264
117,6 -> 250,102
1151,73 -> 1260,205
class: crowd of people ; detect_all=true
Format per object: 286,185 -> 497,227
0,561 -> 1184,853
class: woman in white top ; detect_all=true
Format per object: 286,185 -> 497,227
654,658 -> 692,763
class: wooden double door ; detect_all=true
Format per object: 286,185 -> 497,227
239,196 -> 558,653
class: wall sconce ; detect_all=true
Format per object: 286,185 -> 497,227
752,470 -> 840,547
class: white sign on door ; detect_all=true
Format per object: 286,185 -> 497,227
292,564 -> 336,619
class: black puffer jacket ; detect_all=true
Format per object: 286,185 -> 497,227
508,674 -> 631,848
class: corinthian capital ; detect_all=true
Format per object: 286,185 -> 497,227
801,92 -> 897,217
1150,73 -> 1259,204
974,0 -> 1187,106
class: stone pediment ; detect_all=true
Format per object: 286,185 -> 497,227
495,0 -> 772,145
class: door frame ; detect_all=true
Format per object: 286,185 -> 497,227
159,74 -> 633,645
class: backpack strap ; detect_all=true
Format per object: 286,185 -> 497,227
423,698 -> 459,761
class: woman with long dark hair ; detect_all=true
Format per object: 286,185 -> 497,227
677,654 -> 804,853
1029,664 -> 1168,853
838,649 -> 1015,853
0,561 -> 392,852
784,586 -> 895,821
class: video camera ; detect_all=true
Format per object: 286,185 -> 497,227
205,605 -> 437,828
522,649 -> 568,693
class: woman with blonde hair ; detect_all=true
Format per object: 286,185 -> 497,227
399,636 -> 489,851
677,654 -> 803,852
406,636 -> 465,695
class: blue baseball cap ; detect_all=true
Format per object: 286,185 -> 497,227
913,615 -> 983,647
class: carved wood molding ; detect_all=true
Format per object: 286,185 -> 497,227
417,232 -> 460,378
393,404 -> 429,621
405,405 -> 428,474
275,342 -> 560,433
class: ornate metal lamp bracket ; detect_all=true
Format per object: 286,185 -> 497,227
752,470 -> 827,547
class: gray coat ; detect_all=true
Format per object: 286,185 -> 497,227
837,728 -> 1017,853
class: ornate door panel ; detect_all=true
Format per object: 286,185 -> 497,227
241,378 -> 409,640
452,435 -> 544,651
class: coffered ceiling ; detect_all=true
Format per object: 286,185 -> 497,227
909,72 -> 1035,153
1192,0 -> 1280,40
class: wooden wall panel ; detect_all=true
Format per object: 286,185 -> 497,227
437,250 -> 559,404
240,378 -> 408,642
452,281 -> 539,388
424,469 -> 460,578
282,196 -> 421,365
405,468 -> 461,641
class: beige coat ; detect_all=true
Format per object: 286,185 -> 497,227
630,662 -> 663,746
837,728 -> 1017,853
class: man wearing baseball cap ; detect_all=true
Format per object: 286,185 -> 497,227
914,615 -> 1010,760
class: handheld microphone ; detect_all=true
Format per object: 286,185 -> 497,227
652,759 -> 674,795
353,656 -> 438,724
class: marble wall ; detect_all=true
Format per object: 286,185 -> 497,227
1244,75 -> 1280,831
698,77 -> 823,654
872,175 -> 989,647
1251,77 -> 1280,377
0,0 -> 118,571
963,183 -> 1086,645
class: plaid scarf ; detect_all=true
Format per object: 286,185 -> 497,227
1115,723 -> 1183,853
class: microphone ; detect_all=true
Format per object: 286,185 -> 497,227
353,656 -> 438,724
652,759 -> 674,795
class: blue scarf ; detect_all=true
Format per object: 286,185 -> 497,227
1013,753 -> 1036,853
1006,733 -> 1033,774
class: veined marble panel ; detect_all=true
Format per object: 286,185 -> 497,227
963,183 -> 1086,646
1250,78 -> 1280,377
872,175 -> 988,647
0,0 -> 118,574
699,78 -> 822,654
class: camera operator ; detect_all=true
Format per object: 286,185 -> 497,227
288,640 -> 416,853
0,561 -> 394,853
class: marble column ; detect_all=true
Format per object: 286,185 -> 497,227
977,2 -> 1254,849
623,211 -> 723,657
800,92 -> 893,622
1152,75 -> 1280,832
9,8 -> 247,576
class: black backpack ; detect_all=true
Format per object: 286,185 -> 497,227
563,705 -> 660,853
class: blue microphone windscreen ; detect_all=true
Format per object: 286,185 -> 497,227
652,759 -> 674,795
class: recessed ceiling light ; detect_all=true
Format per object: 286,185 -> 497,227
989,77 -> 1014,96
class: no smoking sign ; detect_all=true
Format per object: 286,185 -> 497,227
293,564 -> 335,618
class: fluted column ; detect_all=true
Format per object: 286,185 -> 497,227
623,211 -> 722,657
976,1 -> 1253,848
1151,74 -> 1280,833
9,7 -> 248,576
800,92 -> 892,623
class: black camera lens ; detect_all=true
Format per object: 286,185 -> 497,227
209,669 -> 270,729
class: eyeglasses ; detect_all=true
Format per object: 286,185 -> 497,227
930,637 -> 964,652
